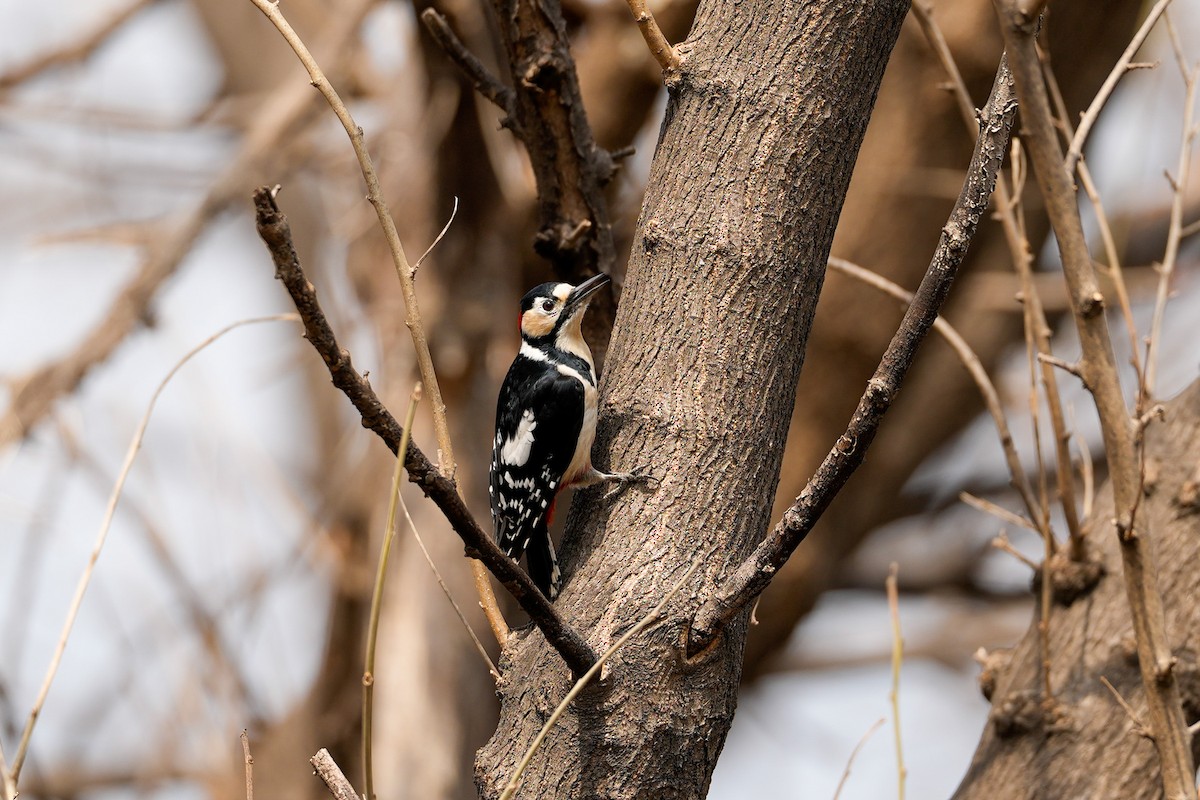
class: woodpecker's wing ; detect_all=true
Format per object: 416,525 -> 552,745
489,365 -> 585,560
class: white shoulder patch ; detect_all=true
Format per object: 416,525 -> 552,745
500,409 -> 537,466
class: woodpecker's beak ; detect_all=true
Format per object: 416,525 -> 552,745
562,273 -> 610,320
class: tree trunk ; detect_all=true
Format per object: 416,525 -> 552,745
953,380 -> 1200,799
475,1 -> 909,796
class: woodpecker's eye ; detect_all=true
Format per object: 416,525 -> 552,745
540,299 -> 555,313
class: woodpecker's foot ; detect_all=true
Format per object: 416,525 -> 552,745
582,468 -> 657,499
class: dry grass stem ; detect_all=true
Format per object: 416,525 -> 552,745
363,385 -> 422,800
885,564 -> 906,800
8,314 -> 299,784
247,0 -> 510,645
398,483 -> 500,682
832,718 -> 885,800
499,560 -> 699,800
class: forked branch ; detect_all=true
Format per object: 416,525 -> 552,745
687,59 -> 1019,655
994,3 -> 1195,797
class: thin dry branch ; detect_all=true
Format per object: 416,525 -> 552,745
687,60 -> 1019,655
240,730 -> 254,800
8,314 -> 299,784
247,0 -> 510,645
252,188 -> 597,677
0,0 -> 161,90
832,719 -> 885,800
0,0 -> 374,447
995,3 -> 1195,796
419,10 -> 517,123
1144,66 -> 1197,400
1066,0 -> 1176,172
363,386 -> 421,800
0,740 -> 15,800
827,257 -> 1041,525
913,1 -> 1086,561
624,0 -> 681,78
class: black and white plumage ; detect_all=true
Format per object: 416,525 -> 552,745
489,274 -> 634,599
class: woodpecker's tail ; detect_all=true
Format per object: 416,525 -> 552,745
525,534 -> 561,600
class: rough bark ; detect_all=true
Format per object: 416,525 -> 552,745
953,379 -> 1200,799
475,0 -> 909,796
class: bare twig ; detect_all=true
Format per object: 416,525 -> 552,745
413,196 -> 460,273
1066,0 -> 1175,172
687,60 -> 1019,655
0,0 -> 161,90
1144,66 -> 1197,401
961,492 -> 1039,534
995,3 -> 1196,795
253,189 -> 596,676
828,257 -> 1041,525
624,0 -> 681,77
398,479 -> 500,682
499,560 -> 699,800
363,386 -> 421,800
0,738 -> 16,800
832,718 -> 885,800
240,730 -> 254,800
992,532 -> 1040,571
248,0 -> 510,644
310,749 -> 359,800
913,2 -> 1087,561
419,10 -> 517,121
8,315 -> 298,783
1039,53 -> 1143,386
247,0 -> 455,477
886,564 -> 906,800
1099,676 -> 1152,738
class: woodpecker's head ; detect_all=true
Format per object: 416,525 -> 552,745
518,274 -> 610,350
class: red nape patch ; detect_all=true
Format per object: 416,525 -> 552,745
517,311 -> 524,332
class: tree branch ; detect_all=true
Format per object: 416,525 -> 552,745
687,59 -> 1019,655
624,0 -> 681,78
252,188 -> 597,677
419,10 -> 517,126
309,749 -> 358,800
994,3 -> 1195,797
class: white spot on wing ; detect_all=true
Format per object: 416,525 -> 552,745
500,409 -> 537,466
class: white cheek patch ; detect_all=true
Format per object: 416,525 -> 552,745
500,409 -> 537,466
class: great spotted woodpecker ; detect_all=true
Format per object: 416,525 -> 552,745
489,274 -> 637,599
